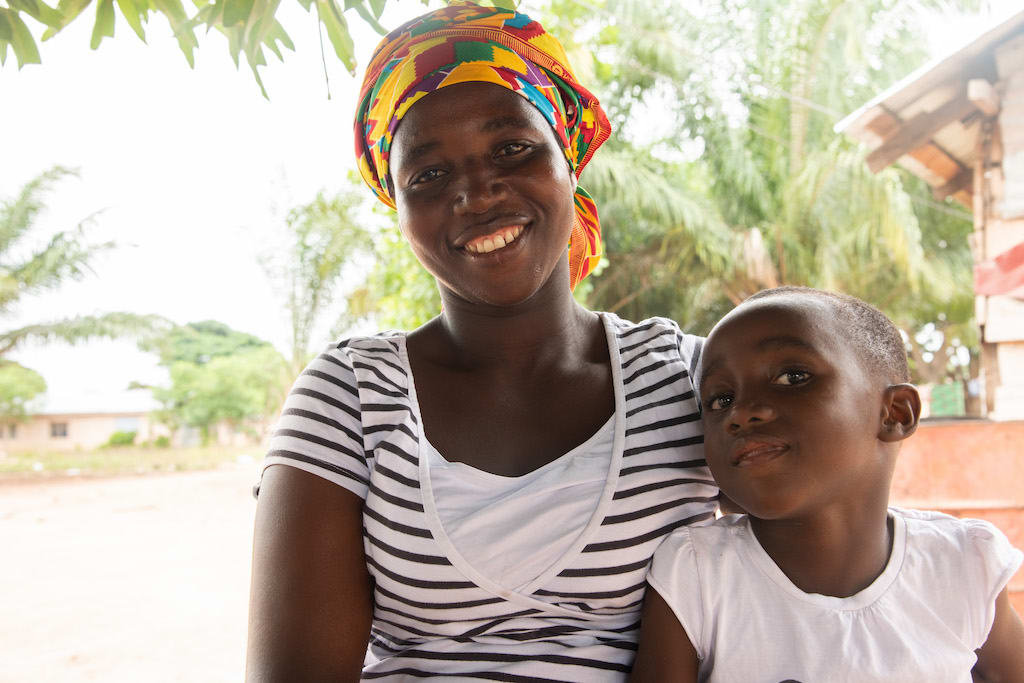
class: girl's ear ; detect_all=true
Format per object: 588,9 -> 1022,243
878,383 -> 922,443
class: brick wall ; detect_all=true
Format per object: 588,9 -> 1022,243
892,419 -> 1024,613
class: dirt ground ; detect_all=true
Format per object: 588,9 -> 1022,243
0,459 -> 262,682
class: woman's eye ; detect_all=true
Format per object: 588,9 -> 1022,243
411,168 -> 446,185
496,142 -> 530,157
772,370 -> 811,386
707,394 -> 733,411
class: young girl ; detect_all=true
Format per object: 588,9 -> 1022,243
631,287 -> 1024,682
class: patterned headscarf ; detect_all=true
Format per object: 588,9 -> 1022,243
354,1 -> 611,290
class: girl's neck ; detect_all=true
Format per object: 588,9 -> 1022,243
749,504 -> 894,598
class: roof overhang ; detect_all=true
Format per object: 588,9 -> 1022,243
836,9 -> 1024,205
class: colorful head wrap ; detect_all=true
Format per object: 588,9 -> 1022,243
354,1 -> 612,290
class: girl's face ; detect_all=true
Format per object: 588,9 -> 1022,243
388,82 -> 577,309
699,296 -> 890,521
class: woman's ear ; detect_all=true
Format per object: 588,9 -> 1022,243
878,383 -> 922,443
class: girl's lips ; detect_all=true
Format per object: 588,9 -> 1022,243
731,439 -> 789,467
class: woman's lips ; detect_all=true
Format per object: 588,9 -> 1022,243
464,225 -> 525,254
731,439 -> 789,467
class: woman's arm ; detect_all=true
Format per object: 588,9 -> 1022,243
629,583 -> 699,683
246,464 -> 373,682
972,586 -> 1024,683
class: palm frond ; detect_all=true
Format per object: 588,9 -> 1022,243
0,166 -> 79,256
0,313 -> 171,356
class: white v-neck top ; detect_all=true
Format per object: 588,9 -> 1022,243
263,313 -> 718,681
425,415 -> 615,591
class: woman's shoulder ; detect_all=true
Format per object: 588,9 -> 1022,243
321,330 -> 408,367
599,312 -> 704,368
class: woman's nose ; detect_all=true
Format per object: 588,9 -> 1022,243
726,400 -> 777,433
452,169 -> 508,215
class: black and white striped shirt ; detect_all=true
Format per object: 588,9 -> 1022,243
265,314 -> 718,681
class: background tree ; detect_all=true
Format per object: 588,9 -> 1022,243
540,0 -> 982,388
1,0 -> 515,95
0,166 -> 164,418
139,320 -> 290,443
261,180 -> 375,375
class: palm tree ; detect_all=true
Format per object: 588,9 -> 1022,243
543,0 -> 981,384
0,166 -> 165,417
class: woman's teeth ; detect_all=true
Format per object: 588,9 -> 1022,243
465,226 -> 524,254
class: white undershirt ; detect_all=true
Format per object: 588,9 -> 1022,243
425,415 -> 615,591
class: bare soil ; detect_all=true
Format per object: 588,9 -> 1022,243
0,461 -> 261,682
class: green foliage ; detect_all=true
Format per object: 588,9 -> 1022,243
1,0 -> 517,96
0,167 -> 164,419
262,178 -> 374,371
0,361 -> 46,417
341,221 -> 439,333
544,0 -> 981,384
152,434 -> 170,448
139,319 -> 269,365
102,429 -> 137,447
141,322 -> 290,442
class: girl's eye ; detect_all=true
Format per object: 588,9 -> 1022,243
707,393 -> 734,411
411,168 -> 446,185
497,142 -> 530,157
772,370 -> 811,386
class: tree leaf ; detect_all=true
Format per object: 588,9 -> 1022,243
222,0 -> 252,27
0,11 -> 14,41
115,0 -> 148,41
8,0 -> 64,28
316,0 -> 355,71
349,0 -> 386,35
368,0 -> 384,19
5,9 -> 41,66
41,0 -> 91,40
150,0 -> 197,66
89,0 -> 114,49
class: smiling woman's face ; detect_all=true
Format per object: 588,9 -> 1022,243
388,81 -> 578,308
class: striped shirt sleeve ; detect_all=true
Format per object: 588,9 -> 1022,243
263,342 -> 370,499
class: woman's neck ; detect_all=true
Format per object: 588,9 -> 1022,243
749,503 -> 894,598
424,271 -> 599,373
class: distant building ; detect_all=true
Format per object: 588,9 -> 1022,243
1,410 -> 169,452
0,389 -> 168,452
837,9 -> 1024,420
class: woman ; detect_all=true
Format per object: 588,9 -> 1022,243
246,3 -> 717,680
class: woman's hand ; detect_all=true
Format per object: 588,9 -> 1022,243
246,465 -> 372,682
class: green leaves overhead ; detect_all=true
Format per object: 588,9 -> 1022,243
0,8 -> 43,67
2,0 -> 521,95
89,0 -> 113,49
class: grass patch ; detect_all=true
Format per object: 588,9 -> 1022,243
0,445 -> 259,477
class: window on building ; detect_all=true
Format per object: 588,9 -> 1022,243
115,416 -> 141,432
50,422 -> 68,438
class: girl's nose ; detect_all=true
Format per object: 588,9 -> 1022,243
726,401 -> 777,434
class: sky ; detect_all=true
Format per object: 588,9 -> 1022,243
3,0 -> 1021,414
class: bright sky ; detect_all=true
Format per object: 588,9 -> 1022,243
3,0 -> 1020,413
